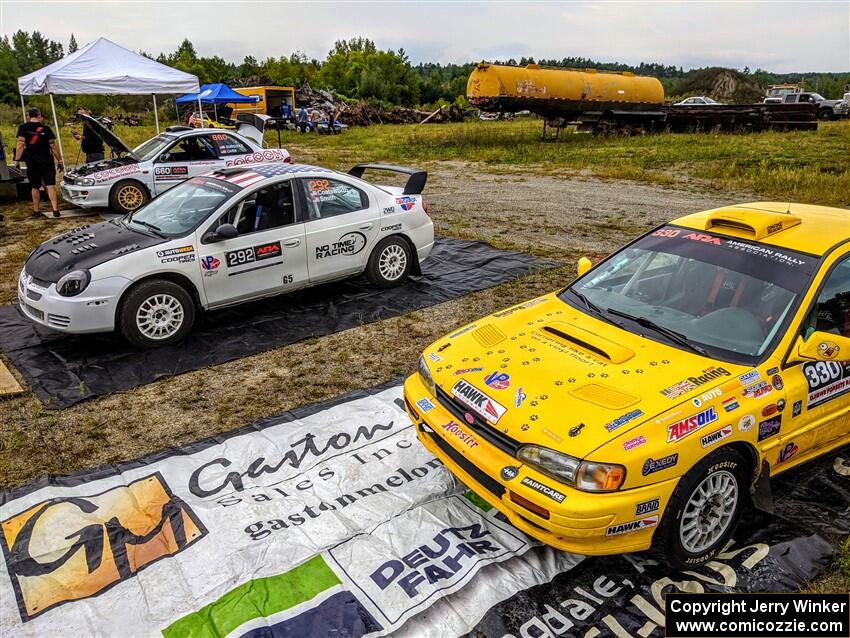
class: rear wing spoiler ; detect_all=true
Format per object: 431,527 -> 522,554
348,163 -> 427,195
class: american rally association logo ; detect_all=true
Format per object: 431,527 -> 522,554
0,472 -> 206,622
395,196 -> 416,211
451,379 -> 507,424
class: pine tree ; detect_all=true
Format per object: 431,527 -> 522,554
68,33 -> 78,53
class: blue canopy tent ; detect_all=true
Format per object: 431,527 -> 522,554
175,83 -> 261,124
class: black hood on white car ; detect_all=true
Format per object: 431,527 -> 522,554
25,220 -> 166,283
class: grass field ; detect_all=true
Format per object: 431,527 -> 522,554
0,116 -> 848,594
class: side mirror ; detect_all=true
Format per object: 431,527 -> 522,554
158,154 -> 169,163
577,257 -> 593,277
204,223 -> 238,243
791,331 -> 850,363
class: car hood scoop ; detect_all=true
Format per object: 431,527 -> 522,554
25,220 -> 166,283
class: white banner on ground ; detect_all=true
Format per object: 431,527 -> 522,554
0,385 -> 582,637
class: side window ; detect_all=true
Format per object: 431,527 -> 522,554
163,136 -> 218,162
209,133 -> 251,156
298,178 -> 368,220
212,181 -> 296,236
804,256 -> 850,338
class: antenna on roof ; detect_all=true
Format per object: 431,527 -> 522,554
786,202 -> 791,214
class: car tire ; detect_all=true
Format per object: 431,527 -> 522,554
109,179 -> 150,215
818,109 -> 833,121
651,447 -> 748,570
119,279 -> 195,349
366,236 -> 413,288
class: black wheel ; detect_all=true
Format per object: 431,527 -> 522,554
119,279 -> 195,348
109,179 -> 150,215
366,236 -> 413,288
651,447 -> 748,569
818,109 -> 833,121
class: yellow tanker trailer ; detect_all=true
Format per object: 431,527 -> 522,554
467,62 -> 819,135
468,62 -> 666,133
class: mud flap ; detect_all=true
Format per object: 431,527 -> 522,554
750,459 -> 775,514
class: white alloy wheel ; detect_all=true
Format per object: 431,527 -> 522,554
378,243 -> 408,281
135,293 -> 185,340
678,469 -> 739,554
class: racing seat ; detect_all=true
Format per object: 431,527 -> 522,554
254,185 -> 295,231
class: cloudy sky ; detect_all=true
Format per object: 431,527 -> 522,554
2,1 -> 848,72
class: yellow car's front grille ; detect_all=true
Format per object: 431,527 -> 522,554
472,324 -> 506,347
569,383 -> 640,409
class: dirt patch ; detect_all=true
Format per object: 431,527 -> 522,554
424,161 -> 751,259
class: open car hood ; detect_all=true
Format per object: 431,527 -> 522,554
80,114 -> 133,157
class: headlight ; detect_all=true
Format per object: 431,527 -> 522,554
418,355 -> 436,396
517,445 -> 580,484
56,269 -> 91,297
77,177 -> 95,186
518,444 -> 626,492
576,461 -> 626,492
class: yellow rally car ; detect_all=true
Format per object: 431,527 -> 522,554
404,202 -> 850,568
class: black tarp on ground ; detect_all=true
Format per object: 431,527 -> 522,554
0,238 -> 556,409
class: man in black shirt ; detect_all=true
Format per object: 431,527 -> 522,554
73,108 -> 105,163
15,108 -> 63,218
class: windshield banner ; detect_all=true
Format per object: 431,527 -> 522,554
0,384 -> 844,637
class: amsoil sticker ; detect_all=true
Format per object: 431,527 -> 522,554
315,232 -> 367,259
803,361 -> 850,409
667,407 -> 718,442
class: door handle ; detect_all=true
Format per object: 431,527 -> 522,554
283,239 -> 301,247
359,223 -> 373,230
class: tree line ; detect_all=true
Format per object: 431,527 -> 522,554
1,31 -> 848,112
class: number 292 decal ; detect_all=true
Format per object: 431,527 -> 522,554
225,242 -> 283,269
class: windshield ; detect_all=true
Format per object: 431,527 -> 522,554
127,177 -> 238,237
132,135 -> 175,162
564,225 -> 820,363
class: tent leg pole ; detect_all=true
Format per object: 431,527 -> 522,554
214,103 -> 218,123
198,97 -> 204,127
20,94 -> 26,122
50,93 -> 65,165
153,94 -> 160,133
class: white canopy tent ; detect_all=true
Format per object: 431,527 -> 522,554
18,37 -> 200,163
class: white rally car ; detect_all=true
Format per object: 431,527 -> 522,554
60,115 -> 290,215
20,163 -> 434,348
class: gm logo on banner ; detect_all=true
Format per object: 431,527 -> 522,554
0,473 -> 207,622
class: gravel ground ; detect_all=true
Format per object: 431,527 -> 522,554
425,161 -> 750,258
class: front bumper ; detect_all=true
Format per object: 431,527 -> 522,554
17,269 -> 130,334
403,373 -> 679,555
59,181 -> 111,208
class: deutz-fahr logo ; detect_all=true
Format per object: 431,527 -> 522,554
0,472 -> 207,621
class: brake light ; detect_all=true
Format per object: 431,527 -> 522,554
284,156 -> 292,163
509,491 -> 550,519
422,199 -> 430,216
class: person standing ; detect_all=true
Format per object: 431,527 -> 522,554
296,107 -> 308,133
310,109 -> 321,133
73,108 -> 105,163
15,108 -> 63,218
